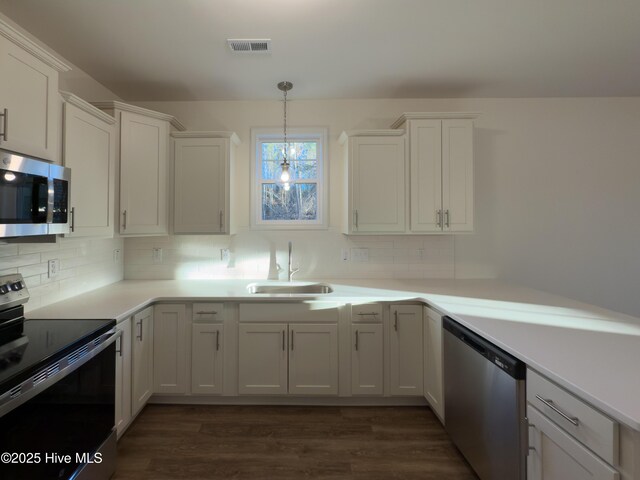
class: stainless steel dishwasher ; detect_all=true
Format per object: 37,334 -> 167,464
443,316 -> 527,480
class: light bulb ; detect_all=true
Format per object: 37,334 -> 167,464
280,164 -> 290,182
3,172 -> 16,182
283,182 -> 291,191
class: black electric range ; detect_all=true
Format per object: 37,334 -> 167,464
0,273 -> 118,480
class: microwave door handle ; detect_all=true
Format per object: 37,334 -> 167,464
46,177 -> 54,223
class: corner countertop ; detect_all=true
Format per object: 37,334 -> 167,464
28,278 -> 640,431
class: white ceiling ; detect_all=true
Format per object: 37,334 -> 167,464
1,0 -> 640,101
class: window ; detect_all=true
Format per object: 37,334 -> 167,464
251,128 -> 328,228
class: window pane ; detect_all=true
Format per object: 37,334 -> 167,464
262,183 -> 318,221
262,142 -> 318,180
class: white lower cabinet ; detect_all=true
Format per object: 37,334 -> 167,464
153,304 -> 187,394
238,323 -> 338,396
114,317 -> 132,438
131,307 -> 154,416
351,323 -> 383,395
527,406 -> 619,480
389,304 -> 423,396
191,323 -> 224,395
238,323 -> 288,395
289,324 -> 338,395
423,306 -> 444,422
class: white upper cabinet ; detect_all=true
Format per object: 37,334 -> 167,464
339,130 -> 406,234
392,113 -> 476,233
0,20 -> 70,162
172,132 -> 239,234
93,101 -> 185,236
61,92 -> 116,237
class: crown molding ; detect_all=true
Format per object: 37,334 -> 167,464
390,112 -> 480,129
59,91 -> 117,125
0,18 -> 71,72
91,101 -> 186,131
338,129 -> 405,144
171,131 -> 240,145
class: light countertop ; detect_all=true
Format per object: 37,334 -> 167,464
29,278 -> 640,431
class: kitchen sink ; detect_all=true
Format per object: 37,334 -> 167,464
247,282 -> 334,294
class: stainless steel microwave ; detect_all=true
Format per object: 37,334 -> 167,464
0,149 -> 71,238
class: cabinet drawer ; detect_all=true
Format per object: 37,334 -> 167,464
351,303 -> 382,322
527,369 -> 618,465
192,303 -> 224,323
239,303 -> 339,323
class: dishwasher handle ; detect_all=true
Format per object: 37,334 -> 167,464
443,316 -> 526,380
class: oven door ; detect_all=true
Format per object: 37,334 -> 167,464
0,329 -> 118,480
0,151 -> 49,237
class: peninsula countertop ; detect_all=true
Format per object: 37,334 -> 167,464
28,278 -> 640,430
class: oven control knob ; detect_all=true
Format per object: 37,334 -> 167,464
0,284 -> 9,295
10,282 -> 23,291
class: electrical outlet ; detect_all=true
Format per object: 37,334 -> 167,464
351,248 -> 369,263
152,248 -> 163,264
221,248 -> 230,262
113,249 -> 121,263
48,259 -> 59,278
341,249 -> 349,261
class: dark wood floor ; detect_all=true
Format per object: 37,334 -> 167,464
114,405 -> 478,480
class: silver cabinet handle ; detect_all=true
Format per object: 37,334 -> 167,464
282,330 -> 286,351
137,319 -> 143,341
394,310 -> 398,331
354,210 -> 358,230
0,108 -> 7,141
70,207 -> 75,233
196,311 -> 218,315
535,395 -> 579,426
436,210 -> 442,228
219,210 -> 223,231
355,330 -> 359,351
122,210 -> 127,231
290,329 -> 294,350
116,334 -> 123,357
444,209 -> 450,228
357,312 -> 378,316
216,330 -> 220,351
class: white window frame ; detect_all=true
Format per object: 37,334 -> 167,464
250,127 -> 329,229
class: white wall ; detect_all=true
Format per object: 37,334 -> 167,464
129,97 -> 640,317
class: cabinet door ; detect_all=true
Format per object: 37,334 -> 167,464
410,119 -> 443,232
153,304 -> 187,394
389,305 -> 423,396
132,307 -> 153,415
238,323 -> 288,395
527,406 -> 619,480
351,323 -> 383,395
115,317 -> 132,438
174,137 -> 227,234
351,136 -> 405,232
289,324 -> 338,395
0,35 -> 59,161
424,307 -> 444,422
119,111 -> 168,235
63,102 -> 115,237
191,324 -> 224,395
442,119 -> 473,232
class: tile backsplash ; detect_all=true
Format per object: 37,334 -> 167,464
124,230 -> 454,281
0,237 -> 124,312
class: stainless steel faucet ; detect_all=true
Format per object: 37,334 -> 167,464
288,241 -> 299,282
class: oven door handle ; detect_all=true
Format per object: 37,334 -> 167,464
0,328 -> 121,418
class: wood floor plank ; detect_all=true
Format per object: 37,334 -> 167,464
114,405 -> 478,480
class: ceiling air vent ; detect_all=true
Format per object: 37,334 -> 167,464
227,39 -> 271,53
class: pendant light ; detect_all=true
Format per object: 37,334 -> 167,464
276,81 -> 293,191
